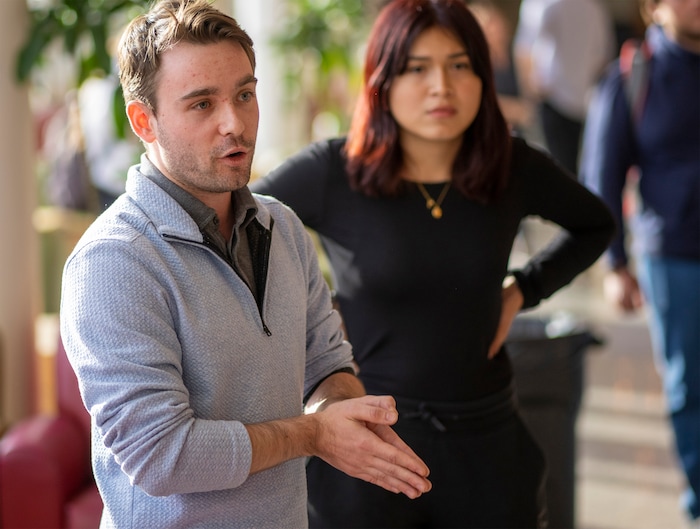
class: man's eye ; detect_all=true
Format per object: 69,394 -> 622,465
195,101 -> 210,110
240,90 -> 256,102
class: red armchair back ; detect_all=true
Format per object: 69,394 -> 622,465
0,336 -> 102,528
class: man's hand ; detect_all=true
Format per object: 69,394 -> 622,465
245,372 -> 431,499
311,395 -> 432,499
604,267 -> 644,313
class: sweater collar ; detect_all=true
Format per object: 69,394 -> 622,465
125,155 -> 272,241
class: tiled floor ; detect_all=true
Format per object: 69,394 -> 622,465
525,257 -> 692,529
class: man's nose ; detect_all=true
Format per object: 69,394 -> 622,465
219,103 -> 246,136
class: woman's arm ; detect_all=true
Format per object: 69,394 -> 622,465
510,139 -> 616,309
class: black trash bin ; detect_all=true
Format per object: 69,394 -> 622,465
506,313 -> 603,529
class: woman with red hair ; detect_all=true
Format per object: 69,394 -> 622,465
252,1 -> 614,526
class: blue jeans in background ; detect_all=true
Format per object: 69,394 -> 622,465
638,255 -> 700,520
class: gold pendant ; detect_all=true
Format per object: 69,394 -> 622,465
416,181 -> 449,220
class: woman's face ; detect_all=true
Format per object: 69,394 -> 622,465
388,26 -> 483,149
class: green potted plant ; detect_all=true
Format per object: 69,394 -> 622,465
270,0 -> 377,140
16,0 -> 149,313
16,0 -> 149,139
17,0 -> 147,84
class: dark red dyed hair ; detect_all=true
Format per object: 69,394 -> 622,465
344,0 -> 511,202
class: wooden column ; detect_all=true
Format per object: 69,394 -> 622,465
0,0 -> 41,430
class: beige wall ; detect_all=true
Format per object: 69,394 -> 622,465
0,0 -> 41,430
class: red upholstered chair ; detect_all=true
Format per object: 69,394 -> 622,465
0,336 -> 102,528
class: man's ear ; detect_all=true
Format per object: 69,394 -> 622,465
641,0 -> 659,26
127,100 -> 156,143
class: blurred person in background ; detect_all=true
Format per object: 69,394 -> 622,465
514,0 -> 616,175
580,0 -> 700,525
252,0 -> 615,526
469,0 -> 534,135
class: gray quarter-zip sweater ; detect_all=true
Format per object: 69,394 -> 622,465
60,162 -> 353,529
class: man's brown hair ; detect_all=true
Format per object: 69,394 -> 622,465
118,0 -> 255,112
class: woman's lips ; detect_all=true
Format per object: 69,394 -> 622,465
427,106 -> 457,117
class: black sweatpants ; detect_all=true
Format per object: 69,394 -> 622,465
307,406 -> 548,529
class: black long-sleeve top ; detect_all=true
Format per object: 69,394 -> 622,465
251,136 -> 614,402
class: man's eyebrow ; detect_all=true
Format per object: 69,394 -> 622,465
241,74 -> 258,86
180,88 -> 217,101
180,75 -> 258,101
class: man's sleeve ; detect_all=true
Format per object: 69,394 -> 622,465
579,64 -> 636,269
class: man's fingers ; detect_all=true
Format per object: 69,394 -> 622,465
341,395 -> 399,425
368,423 -> 429,471
354,453 -> 432,498
316,395 -> 432,498
338,398 -> 430,476
355,426 -> 431,488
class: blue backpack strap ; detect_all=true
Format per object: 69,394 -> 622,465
620,38 -> 652,124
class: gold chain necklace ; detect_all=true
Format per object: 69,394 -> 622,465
415,182 -> 451,219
